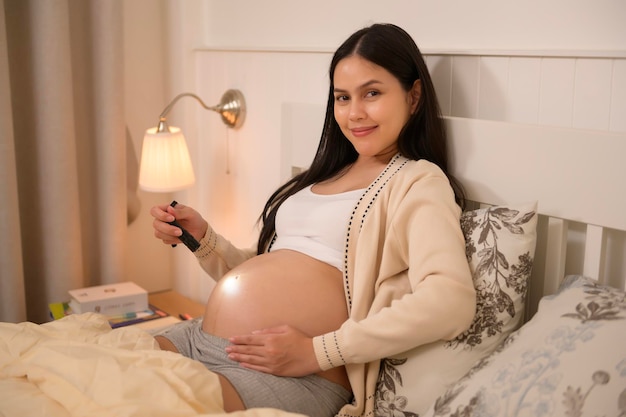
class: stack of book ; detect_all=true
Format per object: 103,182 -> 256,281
103,305 -> 170,329
49,282 -> 172,329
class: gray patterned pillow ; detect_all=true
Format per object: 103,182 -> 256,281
375,201 -> 537,416
423,275 -> 626,417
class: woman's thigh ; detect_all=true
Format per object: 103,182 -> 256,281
216,374 -> 246,411
155,335 -> 179,352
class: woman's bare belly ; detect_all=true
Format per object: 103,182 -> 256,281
202,249 -> 350,391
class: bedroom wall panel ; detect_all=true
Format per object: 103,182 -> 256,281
427,55 -> 626,132
508,58 -> 542,124
573,59 -> 614,131
477,57 -> 509,121
609,59 -> 626,132
538,58 -> 576,127
424,55 -> 452,116
450,56 -> 480,118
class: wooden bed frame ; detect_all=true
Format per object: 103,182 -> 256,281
283,104 -> 626,321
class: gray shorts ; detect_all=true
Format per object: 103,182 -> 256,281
158,318 -> 352,417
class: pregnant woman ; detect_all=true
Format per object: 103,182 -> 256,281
151,23 -> 476,417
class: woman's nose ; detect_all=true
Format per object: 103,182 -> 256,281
349,100 -> 366,121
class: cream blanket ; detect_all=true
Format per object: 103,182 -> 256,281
0,313 -> 302,417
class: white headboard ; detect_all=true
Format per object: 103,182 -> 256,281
445,116 -> 626,316
282,104 -> 626,317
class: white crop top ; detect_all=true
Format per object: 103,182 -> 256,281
271,185 -> 364,271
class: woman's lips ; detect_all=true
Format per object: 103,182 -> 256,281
350,126 -> 377,137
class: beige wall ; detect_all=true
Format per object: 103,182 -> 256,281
123,0 -> 207,293
122,0 -> 171,293
201,0 -> 626,52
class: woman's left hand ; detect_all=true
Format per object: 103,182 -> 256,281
226,325 -> 321,377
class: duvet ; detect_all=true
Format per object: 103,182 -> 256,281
0,313 -> 302,417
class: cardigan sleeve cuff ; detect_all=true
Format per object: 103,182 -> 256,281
194,227 -> 218,260
312,331 -> 346,371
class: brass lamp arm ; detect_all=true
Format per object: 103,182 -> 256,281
159,92 -> 217,119
156,89 -> 246,133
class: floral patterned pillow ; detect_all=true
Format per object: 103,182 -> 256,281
375,201 -> 537,416
423,275 -> 626,417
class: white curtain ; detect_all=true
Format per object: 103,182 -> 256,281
0,0 -> 136,323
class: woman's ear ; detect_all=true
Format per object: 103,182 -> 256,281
409,80 -> 421,114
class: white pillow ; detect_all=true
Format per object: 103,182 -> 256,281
423,275 -> 626,417
375,201 -> 538,415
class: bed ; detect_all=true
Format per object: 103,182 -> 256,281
1,114 -> 625,417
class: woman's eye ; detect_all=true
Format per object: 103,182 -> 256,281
365,90 -> 380,98
335,95 -> 349,102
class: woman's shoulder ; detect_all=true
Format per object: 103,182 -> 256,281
364,155 -> 460,218
389,157 -> 460,211
370,155 -> 453,200
394,156 -> 448,182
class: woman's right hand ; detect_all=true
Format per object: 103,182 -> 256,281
150,203 -> 209,246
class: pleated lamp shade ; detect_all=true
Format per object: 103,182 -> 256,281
139,126 -> 195,192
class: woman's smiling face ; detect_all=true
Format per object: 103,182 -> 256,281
333,55 -> 420,160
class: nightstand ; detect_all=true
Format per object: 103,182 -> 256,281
130,290 -> 205,333
148,290 -> 205,319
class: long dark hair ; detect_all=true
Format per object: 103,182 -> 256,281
256,23 -> 465,253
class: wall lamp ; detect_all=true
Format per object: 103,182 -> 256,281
138,89 -> 246,192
